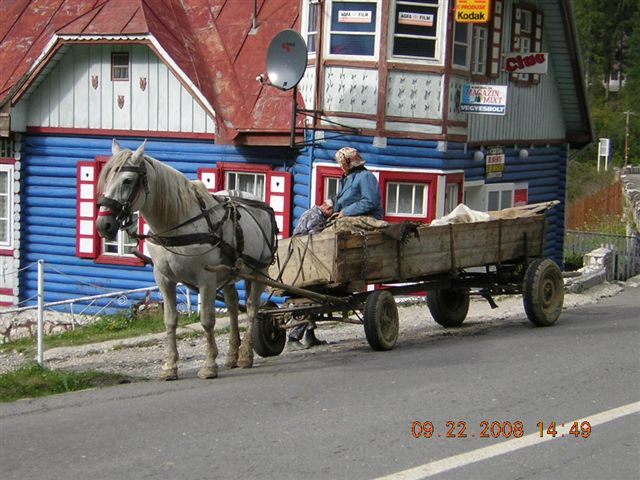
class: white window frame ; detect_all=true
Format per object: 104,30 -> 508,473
0,164 -> 13,249
452,21 -> 472,69
102,212 -> 139,258
225,171 -> 267,201
111,52 -> 129,81
324,0 -> 382,61
486,183 -> 515,211
324,176 -> 341,203
302,0 -> 321,56
444,183 -> 459,215
389,0 -> 448,65
471,25 -> 488,75
385,181 -> 428,218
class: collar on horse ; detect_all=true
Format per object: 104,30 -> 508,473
97,161 -> 149,229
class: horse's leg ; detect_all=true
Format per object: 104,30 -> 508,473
198,284 -> 218,379
156,276 -> 179,380
223,284 -> 240,369
238,277 -> 265,368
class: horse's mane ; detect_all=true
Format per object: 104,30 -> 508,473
98,149 -> 206,228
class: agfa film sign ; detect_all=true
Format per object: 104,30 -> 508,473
455,0 -> 491,23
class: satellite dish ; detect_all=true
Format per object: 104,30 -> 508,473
266,29 -> 308,91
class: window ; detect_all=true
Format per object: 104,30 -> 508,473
111,52 -> 129,81
304,1 -> 320,54
0,164 -> 13,250
226,171 -> 266,200
486,184 -> 514,211
76,158 -> 146,266
452,22 -> 471,69
386,182 -> 427,217
391,0 -> 441,60
328,1 -> 379,57
511,5 -> 543,83
324,176 -> 341,203
102,212 -> 139,257
471,25 -> 489,75
444,183 -> 459,215
204,163 -> 292,238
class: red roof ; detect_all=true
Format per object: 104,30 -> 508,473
0,0 -> 301,144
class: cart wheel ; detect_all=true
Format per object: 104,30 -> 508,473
252,301 -> 286,357
523,258 -> 564,327
426,288 -> 470,327
364,290 -> 399,351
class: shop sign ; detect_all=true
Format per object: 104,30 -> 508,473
455,0 -> 491,23
503,52 -> 549,74
486,147 -> 505,179
461,84 -> 508,115
398,12 -> 434,27
338,10 -> 372,23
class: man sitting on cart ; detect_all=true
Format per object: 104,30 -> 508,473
334,147 -> 383,220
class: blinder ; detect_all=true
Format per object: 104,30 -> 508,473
97,162 -> 149,230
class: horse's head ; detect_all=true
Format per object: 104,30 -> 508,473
96,139 -> 149,240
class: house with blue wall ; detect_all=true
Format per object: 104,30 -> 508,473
0,0 -> 592,313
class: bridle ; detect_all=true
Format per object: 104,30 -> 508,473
96,160 -> 149,229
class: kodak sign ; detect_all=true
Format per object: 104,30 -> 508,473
455,0 -> 491,23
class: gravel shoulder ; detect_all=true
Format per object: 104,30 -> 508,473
0,282 -> 626,380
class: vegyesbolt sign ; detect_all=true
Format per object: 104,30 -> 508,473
460,85 -> 508,115
503,52 -> 549,74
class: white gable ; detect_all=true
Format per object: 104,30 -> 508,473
13,44 -> 215,135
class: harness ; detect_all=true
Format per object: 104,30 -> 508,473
142,193 -> 278,271
97,159 -> 278,271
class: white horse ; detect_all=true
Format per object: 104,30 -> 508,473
96,140 -> 277,380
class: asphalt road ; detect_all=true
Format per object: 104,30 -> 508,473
2,286 -> 639,480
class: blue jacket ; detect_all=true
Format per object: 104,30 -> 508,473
334,167 -> 383,219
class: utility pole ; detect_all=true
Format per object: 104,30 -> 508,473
623,110 -> 636,167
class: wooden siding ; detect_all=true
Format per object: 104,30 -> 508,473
292,135 -> 567,266
19,134 -> 292,313
19,45 -> 215,135
466,0 -> 566,143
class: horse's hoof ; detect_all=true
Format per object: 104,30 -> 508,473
161,368 -> 178,381
225,359 -> 238,369
197,365 -> 218,379
237,356 -> 253,369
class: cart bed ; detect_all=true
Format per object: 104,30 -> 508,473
270,214 -> 546,291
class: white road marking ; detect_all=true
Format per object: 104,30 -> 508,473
375,401 -> 640,480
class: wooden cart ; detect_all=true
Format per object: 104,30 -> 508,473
221,203 -> 565,357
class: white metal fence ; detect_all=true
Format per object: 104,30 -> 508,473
565,231 -> 640,281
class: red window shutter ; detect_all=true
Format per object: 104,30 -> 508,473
139,215 -> 149,258
266,171 -> 292,238
514,188 -> 528,207
197,167 -> 220,192
76,162 -> 98,258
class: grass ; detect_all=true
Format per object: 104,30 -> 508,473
0,311 -> 201,356
0,362 -> 131,403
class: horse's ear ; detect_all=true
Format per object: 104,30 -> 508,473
132,140 -> 147,164
112,139 -> 122,155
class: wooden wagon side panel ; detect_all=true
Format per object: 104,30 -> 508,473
271,234 -> 337,287
270,215 -> 548,290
